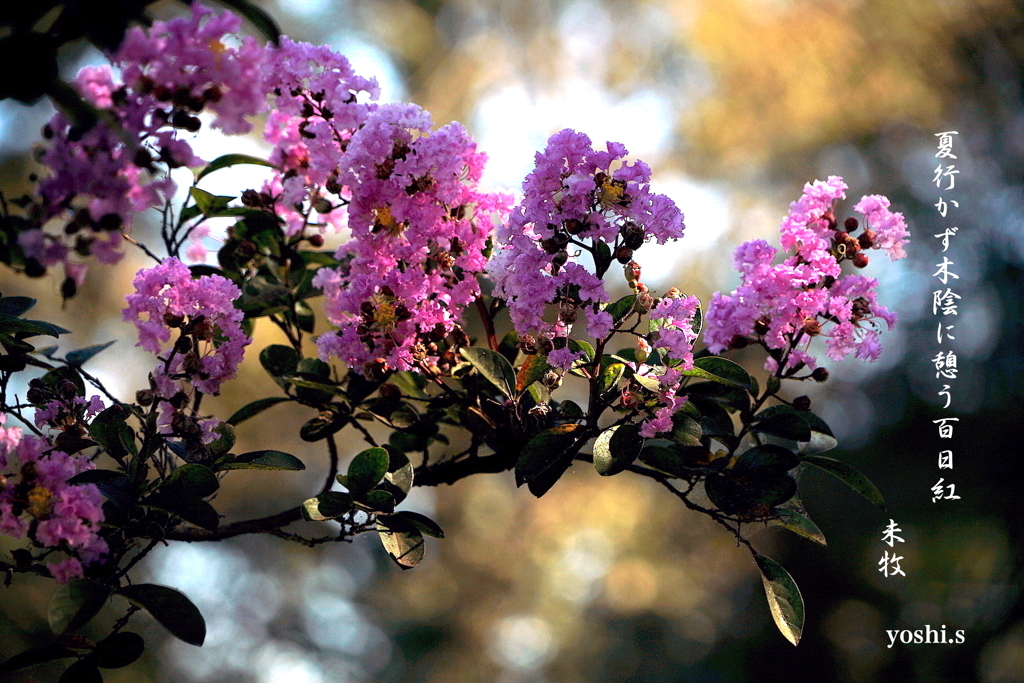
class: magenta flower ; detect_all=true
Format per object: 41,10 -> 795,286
704,177 -> 905,372
489,129 -> 685,346
123,257 -> 250,395
315,104 -> 512,374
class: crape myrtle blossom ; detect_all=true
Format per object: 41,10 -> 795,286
637,291 -> 701,438
316,104 -> 513,374
124,258 -> 250,443
260,37 -> 381,236
23,5 -> 267,282
0,415 -> 107,583
488,129 -> 685,369
703,177 -> 906,372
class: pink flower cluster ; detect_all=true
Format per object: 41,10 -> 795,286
24,6 -> 266,280
260,38 -> 381,236
488,129 -> 684,367
315,104 -> 513,374
0,415 -> 107,582
703,177 -> 906,372
123,257 -> 250,397
635,292 -> 701,438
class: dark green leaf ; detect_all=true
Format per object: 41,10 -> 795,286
142,492 -> 219,531
0,296 -> 36,317
37,366 -> 85,398
705,471 -> 797,515
593,423 -> 643,476
680,356 -> 752,390
803,455 -> 886,509
227,396 -> 290,425
734,444 -> 800,474
48,579 -> 111,635
93,631 -> 144,669
162,464 -> 218,497
301,491 -> 353,521
380,446 -> 413,503
87,407 -> 136,458
593,239 -> 613,277
361,489 -> 396,513
754,553 -> 805,646
669,414 -> 703,447
770,500 -> 827,546
116,584 -> 206,646
391,511 -> 444,538
259,344 -> 299,383
461,347 -> 516,398
638,443 -> 694,478
58,659 -> 102,683
195,153 -> 275,182
605,294 -> 636,326
0,314 -> 70,338
299,411 -> 345,442
346,447 -> 390,494
569,339 -> 595,362
221,450 -> 305,471
376,516 -> 425,568
0,644 -> 76,674
68,470 -> 135,510
65,341 -> 115,366
515,423 -> 584,487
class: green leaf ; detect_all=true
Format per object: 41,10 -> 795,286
0,314 -> 70,338
569,339 -> 595,362
593,423 -> 643,476
361,489 -> 396,513
227,396 -> 290,425
734,444 -> 800,474
259,344 -> 299,383
87,406 -> 137,458
638,443 -> 694,478
379,446 -> 413,503
593,239 -> 613,277
69,470 -> 135,510
754,553 -> 805,646
65,341 -> 114,366
515,423 -> 584,498
93,631 -> 145,669
705,471 -> 797,515
753,411 -> 812,442
346,447 -> 390,494
516,353 -> 552,395
670,414 -> 704,447
803,455 -> 886,509
0,296 -> 36,317
299,411 -> 346,442
391,510 -> 444,538
680,356 -> 752,390
142,492 -> 219,531
461,347 -> 516,398
48,579 -> 111,635
605,294 -> 636,326
195,153 -> 275,182
188,187 -> 234,215
116,584 -> 206,646
597,358 -> 625,396
301,491 -> 353,521
376,516 -> 425,568
0,644 -> 77,675
221,450 -> 305,471
770,499 -> 827,546
162,463 -> 219,498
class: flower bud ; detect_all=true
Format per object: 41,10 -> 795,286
518,335 -> 538,355
802,318 -> 822,336
811,367 -> 830,382
754,316 -> 770,335
852,252 -> 869,268
615,246 -> 634,264
26,387 -> 47,404
136,389 -> 155,406
624,260 -> 641,284
621,222 -> 645,250
858,229 -> 876,250
58,379 -> 78,401
844,216 -> 859,231
729,335 -> 749,350
308,234 -> 325,248
379,383 -> 402,399
542,371 -> 562,390
822,210 -> 837,230
793,395 -> 811,411
537,336 -> 554,355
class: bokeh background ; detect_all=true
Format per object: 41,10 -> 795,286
2,0 -> 1024,681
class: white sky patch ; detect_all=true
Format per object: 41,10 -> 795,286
326,33 -> 406,103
